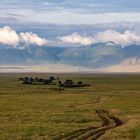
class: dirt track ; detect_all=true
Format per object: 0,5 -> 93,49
55,109 -> 123,140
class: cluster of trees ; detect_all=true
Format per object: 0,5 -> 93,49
19,77 -> 90,89
58,79 -> 90,88
19,76 -> 59,85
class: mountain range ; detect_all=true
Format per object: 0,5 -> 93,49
0,42 -> 140,72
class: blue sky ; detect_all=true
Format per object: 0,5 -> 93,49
0,0 -> 140,24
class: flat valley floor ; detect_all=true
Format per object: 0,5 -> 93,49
0,73 -> 139,140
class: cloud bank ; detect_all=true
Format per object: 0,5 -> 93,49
1,26 -> 140,48
1,0 -> 140,24
0,26 -> 48,47
20,32 -> 48,46
59,32 -> 96,46
96,30 -> 140,47
0,26 -> 20,47
60,30 -> 140,47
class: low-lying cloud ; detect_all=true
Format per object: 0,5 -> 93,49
0,26 -> 20,47
1,26 -> 140,48
60,30 -> 140,47
59,32 -> 96,46
20,32 -> 48,46
0,26 -> 48,47
96,30 -> 140,46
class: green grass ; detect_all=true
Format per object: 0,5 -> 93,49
129,126 -> 140,140
0,73 -> 139,139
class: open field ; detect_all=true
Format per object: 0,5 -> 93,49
0,73 -> 140,140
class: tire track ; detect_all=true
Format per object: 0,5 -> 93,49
55,109 -> 123,140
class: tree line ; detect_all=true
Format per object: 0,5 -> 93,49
19,77 -> 90,88
19,76 -> 59,85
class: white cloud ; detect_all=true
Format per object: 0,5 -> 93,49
0,26 -> 48,47
20,32 -> 48,46
59,32 -> 96,46
95,30 -> 140,46
0,26 -> 20,47
60,30 -> 140,47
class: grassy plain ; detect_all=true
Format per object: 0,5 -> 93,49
0,73 -> 139,140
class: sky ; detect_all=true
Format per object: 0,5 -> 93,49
0,0 -> 140,47
1,0 -> 140,24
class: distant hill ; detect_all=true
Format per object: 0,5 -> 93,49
0,43 -> 140,72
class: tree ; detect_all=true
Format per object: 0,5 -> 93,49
77,81 -> 83,87
63,80 -> 74,87
50,76 -> 55,81
30,77 -> 34,84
